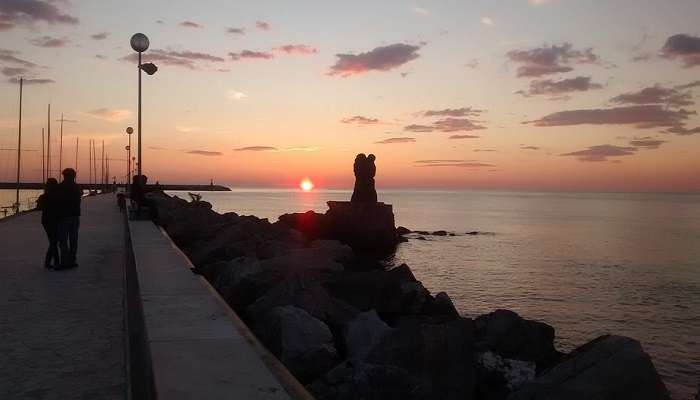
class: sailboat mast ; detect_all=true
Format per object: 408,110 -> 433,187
101,140 -> 105,189
88,139 -> 92,186
92,140 -> 97,189
59,113 -> 64,175
41,128 -> 45,182
47,104 -> 51,179
75,137 -> 79,171
15,78 -> 23,213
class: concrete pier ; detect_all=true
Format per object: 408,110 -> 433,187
0,195 -> 308,399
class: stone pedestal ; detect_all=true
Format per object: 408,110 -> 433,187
325,201 -> 397,251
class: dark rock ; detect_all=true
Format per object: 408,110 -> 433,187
194,260 -> 229,282
324,201 -> 398,252
365,317 -> 475,399
216,246 -> 347,310
254,306 -> 339,383
475,309 -> 561,371
695,383 -> 699,400
343,310 -> 391,360
278,202 -> 399,252
277,210 -> 328,240
466,231 -> 479,235
509,335 -> 670,400
215,257 -> 278,309
396,226 -> 411,236
432,230 -> 448,236
425,291 -> 460,319
414,230 -> 430,235
416,236 -> 427,241
308,361 -> 429,400
324,264 -> 432,318
476,351 -> 535,400
247,274 -> 359,326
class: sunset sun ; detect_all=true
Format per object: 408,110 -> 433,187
300,178 -> 314,192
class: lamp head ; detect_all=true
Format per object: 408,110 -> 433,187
126,127 -> 133,134
130,33 -> 149,53
141,62 -> 158,75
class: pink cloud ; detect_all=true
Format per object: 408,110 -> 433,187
328,43 -> 421,77
376,137 -> 416,144
507,43 -> 599,78
341,116 -> 381,125
274,44 -> 318,55
179,21 -> 203,29
661,34 -> 700,67
256,21 -> 271,31
526,105 -> 694,129
229,50 -> 274,61
561,144 -> 637,162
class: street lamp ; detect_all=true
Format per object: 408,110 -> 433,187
125,126 -> 133,187
130,33 -> 157,179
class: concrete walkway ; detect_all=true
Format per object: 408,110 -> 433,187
0,195 -> 125,399
128,217 -> 296,399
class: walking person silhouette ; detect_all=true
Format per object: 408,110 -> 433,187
36,178 -> 60,269
56,168 -> 82,270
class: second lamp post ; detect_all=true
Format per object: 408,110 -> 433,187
130,33 -> 157,179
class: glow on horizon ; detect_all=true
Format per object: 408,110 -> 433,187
0,1 -> 699,192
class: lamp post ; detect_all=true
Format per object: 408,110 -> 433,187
125,126 -> 133,188
130,33 -> 157,179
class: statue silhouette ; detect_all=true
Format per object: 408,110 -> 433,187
351,153 -> 378,202
367,154 -> 377,202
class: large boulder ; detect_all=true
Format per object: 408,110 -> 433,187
254,306 -> 339,383
364,317 -> 475,399
308,361 -> 429,400
215,257 -> 277,309
324,201 -> 398,251
247,274 -> 359,326
475,309 -> 561,371
324,264 -> 432,319
215,241 -> 350,309
276,210 -> 328,240
147,194 -> 231,247
423,291 -> 460,319
343,310 -> 392,360
277,202 -> 399,252
509,335 -> 670,400
476,351 -> 536,400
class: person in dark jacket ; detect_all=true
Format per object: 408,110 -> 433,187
36,178 -> 60,269
56,168 -> 82,270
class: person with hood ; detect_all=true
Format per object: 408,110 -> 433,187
36,178 -> 60,269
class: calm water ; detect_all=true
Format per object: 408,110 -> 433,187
169,189 -> 700,399
0,189 -> 42,217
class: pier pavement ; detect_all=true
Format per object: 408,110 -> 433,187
0,195 -> 126,399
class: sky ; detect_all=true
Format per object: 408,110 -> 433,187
0,0 -> 699,192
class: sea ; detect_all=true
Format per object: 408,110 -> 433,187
2,188 -> 698,398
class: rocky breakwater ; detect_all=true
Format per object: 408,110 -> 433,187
278,201 -> 400,253
145,190 -> 670,400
